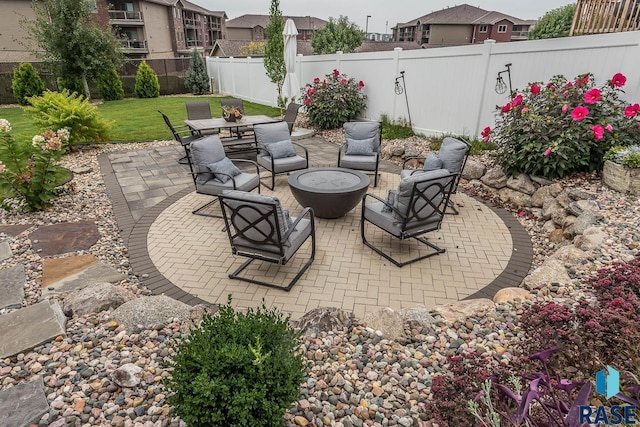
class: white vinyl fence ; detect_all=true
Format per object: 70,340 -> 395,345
206,31 -> 640,138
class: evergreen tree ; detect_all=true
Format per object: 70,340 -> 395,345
11,62 -> 45,105
264,0 -> 286,107
97,67 -> 125,101
134,61 -> 160,98
184,49 -> 210,95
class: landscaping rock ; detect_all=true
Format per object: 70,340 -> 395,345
550,245 -> 591,265
541,198 -> 563,220
62,282 -> 134,317
548,229 -> 566,244
565,210 -> 603,238
0,377 -> 49,427
400,306 -> 437,327
522,259 -> 572,291
551,208 -> 568,227
0,241 -> 11,261
363,307 -> 404,340
110,295 -> 191,331
433,299 -> 495,322
295,307 -> 356,336
573,227 -> 607,251
112,363 -> 142,388
462,159 -> 486,180
530,175 -> 553,187
566,200 -> 600,217
29,221 -> 100,257
480,167 -> 508,189
531,187 -> 552,208
542,220 -> 557,233
177,303 -> 217,333
0,264 -> 26,310
493,287 -> 533,304
507,173 -> 536,195
568,189 -> 596,200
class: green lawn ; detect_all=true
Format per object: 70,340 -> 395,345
0,96 -> 282,143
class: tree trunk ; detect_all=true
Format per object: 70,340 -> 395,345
82,75 -> 90,100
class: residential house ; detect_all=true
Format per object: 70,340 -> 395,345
225,15 -> 328,41
393,4 -> 535,46
0,0 -> 227,61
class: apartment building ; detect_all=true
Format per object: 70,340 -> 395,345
225,15 -> 328,41
0,0 -> 227,61
393,4 -> 535,46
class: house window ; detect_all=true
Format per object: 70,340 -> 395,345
498,25 -> 508,33
479,25 -> 488,33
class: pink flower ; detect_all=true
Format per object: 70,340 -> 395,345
333,69 -> 340,78
565,81 -> 573,88
625,103 -> 640,117
531,83 -> 541,95
584,88 -> 601,104
591,124 -> 604,140
341,78 -> 348,84
575,74 -> 589,86
518,211 -> 525,218
313,77 -> 320,83
358,80 -> 365,88
501,102 -> 511,113
481,126 -> 491,142
605,123 -> 613,132
304,97 -> 311,105
611,73 -> 626,87
571,105 -> 589,121
512,94 -> 523,107
521,107 -> 530,113
544,147 -> 552,157
562,104 -> 569,113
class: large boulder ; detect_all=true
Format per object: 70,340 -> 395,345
522,259 -> 572,291
480,167 -> 508,189
111,295 -> 191,331
507,174 -> 537,195
295,307 -> 355,337
573,227 -> 608,251
433,299 -> 495,323
62,282 -> 134,317
550,245 -> 591,265
541,198 -> 563,220
566,200 -> 600,217
564,210 -> 603,238
462,159 -> 486,180
493,287 -> 533,304
531,187 -> 552,208
177,304 -> 217,333
363,307 -> 405,340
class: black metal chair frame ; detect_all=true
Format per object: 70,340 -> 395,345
184,145 -> 261,218
159,110 -> 201,165
257,142 -> 309,190
337,121 -> 383,187
185,101 -> 219,137
219,194 -> 316,291
283,102 -> 302,134
360,172 -> 456,267
401,138 -> 471,215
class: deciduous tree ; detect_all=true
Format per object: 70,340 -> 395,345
528,4 -> 577,40
311,16 -> 363,55
264,0 -> 286,107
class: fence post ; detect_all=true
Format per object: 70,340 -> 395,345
229,57 -> 236,96
335,50 -> 343,73
215,57 -> 222,94
296,53 -> 303,103
247,56 -> 253,102
474,39 -> 495,137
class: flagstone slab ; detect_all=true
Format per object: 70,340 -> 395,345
0,224 -> 33,237
0,300 -> 66,359
0,241 -> 11,261
41,254 -> 127,296
29,221 -> 100,257
0,264 -> 26,310
0,377 -> 49,427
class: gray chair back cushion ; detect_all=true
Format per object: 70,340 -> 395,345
395,168 -> 452,221
190,136 -> 227,185
221,190 -> 288,243
344,121 -> 380,152
255,121 -> 291,150
186,101 -> 212,120
438,137 -> 468,174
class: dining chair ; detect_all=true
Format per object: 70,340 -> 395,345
185,100 -> 219,136
159,110 -> 201,165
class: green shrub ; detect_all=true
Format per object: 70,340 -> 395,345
302,69 -> 367,129
164,297 -> 306,426
623,152 -> 640,168
11,63 -> 45,106
380,114 -> 414,140
430,133 -> 496,156
134,60 -> 160,98
26,90 -> 111,147
184,49 -> 210,95
485,72 -> 640,179
56,75 -> 85,97
97,67 -> 124,101
0,119 -> 70,211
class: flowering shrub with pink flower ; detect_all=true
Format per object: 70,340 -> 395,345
302,69 -> 367,129
0,119 -> 70,211
485,72 -> 640,179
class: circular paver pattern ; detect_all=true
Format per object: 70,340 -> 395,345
147,172 -> 514,320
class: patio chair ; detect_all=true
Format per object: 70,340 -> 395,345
185,100 -> 219,136
220,98 -> 251,138
159,110 -> 200,165
186,135 -> 261,217
360,169 -> 457,267
218,189 -> 316,291
337,121 -> 382,187
401,136 -> 471,214
283,102 -> 302,134
254,121 -> 309,190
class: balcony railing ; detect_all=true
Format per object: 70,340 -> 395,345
511,31 -> 529,39
186,40 -> 204,47
120,40 -> 148,51
183,18 -> 202,27
571,0 -> 640,35
109,10 -> 143,23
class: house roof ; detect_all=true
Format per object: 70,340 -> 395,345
396,3 -> 531,28
226,15 -> 328,31
145,0 -> 226,17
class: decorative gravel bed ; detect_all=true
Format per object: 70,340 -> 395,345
0,133 -> 638,426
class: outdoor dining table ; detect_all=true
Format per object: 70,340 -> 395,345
184,115 -> 279,139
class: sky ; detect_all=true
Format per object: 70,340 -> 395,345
196,1 -> 576,34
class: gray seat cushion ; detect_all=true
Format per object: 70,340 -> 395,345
257,154 -> 307,173
232,217 -> 312,260
339,154 -> 377,171
254,121 -> 291,149
400,169 -> 423,179
364,201 -> 441,237
197,173 -> 259,196
438,137 -> 468,174
190,136 -> 227,185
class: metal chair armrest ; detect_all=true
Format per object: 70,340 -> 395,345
402,155 -> 425,169
282,207 -> 315,241
231,158 -> 260,176
362,192 -> 403,217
